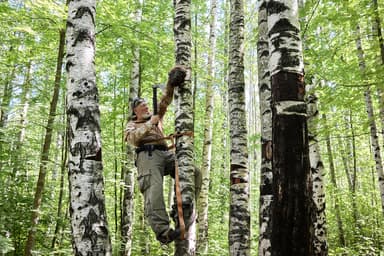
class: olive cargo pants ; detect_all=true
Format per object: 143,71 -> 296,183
136,148 -> 201,239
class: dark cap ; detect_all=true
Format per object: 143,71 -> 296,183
131,97 -> 146,120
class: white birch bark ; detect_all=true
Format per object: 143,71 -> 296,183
197,0 -> 217,254
371,0 -> 384,196
173,0 -> 196,255
228,0 -> 250,255
307,93 -> 328,255
267,0 -> 304,76
355,25 -> 384,215
66,1 -> 112,255
257,1 -> 272,255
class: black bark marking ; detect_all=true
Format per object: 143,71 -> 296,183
260,82 -> 271,92
74,6 -> 95,25
257,45 -> 269,58
66,61 -> 75,73
260,169 -> 273,196
88,190 -> 100,206
174,17 -> 191,33
80,208 -> 99,246
71,81 -> 97,98
66,21 -> 74,28
269,18 -> 300,38
228,84 -> 245,94
278,48 -> 301,68
259,0 -> 267,10
73,29 -> 95,47
267,0 -> 289,15
229,205 -> 251,223
85,148 -> 102,161
76,108 -> 100,130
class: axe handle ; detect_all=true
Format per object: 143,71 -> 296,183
153,86 -> 158,115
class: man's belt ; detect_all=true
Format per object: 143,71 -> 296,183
135,144 -> 168,154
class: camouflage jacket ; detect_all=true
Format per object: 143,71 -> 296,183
124,82 -> 175,147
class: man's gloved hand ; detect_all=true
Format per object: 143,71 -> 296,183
168,65 -> 187,87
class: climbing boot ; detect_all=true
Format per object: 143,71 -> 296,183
157,228 -> 181,245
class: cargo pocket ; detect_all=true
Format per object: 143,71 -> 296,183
137,171 -> 151,193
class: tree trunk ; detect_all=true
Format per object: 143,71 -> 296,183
51,123 -> 68,249
355,25 -> 384,215
65,0 -> 112,254
228,0 -> 250,255
257,1 -> 273,255
323,114 -> 345,246
192,11 -> 198,129
266,1 -> 313,255
371,1 -> 384,204
24,28 -> 66,256
197,0 -> 217,254
121,4 -> 141,252
11,61 -> 31,177
0,67 -> 15,129
140,206 -> 151,255
113,77 -> 119,241
219,0 -> 230,238
0,65 -> 15,169
372,0 -> 384,65
173,0 -> 196,255
307,93 -> 328,255
340,112 -> 359,229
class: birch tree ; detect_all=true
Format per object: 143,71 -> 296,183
66,0 -> 112,254
323,114 -> 345,247
197,0 -> 217,254
257,1 -> 273,255
24,28 -> 66,256
11,60 -> 31,176
0,65 -> 15,168
370,2 -> 384,213
371,0 -> 384,145
355,25 -> 384,215
267,0 -> 313,254
51,123 -> 68,249
307,93 -> 328,255
228,0 -> 250,255
173,0 -> 197,255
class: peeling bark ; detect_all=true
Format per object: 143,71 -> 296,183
267,1 -> 313,255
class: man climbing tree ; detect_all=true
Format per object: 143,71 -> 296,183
124,66 -> 191,245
